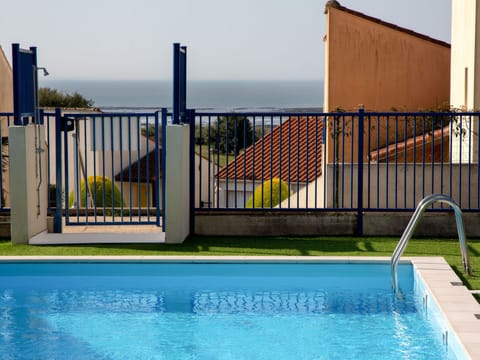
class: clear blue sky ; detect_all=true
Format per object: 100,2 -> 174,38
0,0 -> 451,81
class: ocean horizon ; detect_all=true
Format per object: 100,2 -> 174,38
41,79 -> 324,112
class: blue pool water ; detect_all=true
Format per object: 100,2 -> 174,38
0,262 -> 460,359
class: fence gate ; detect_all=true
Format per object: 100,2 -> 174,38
53,110 -> 167,231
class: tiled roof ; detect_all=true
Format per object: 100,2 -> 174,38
217,116 -> 323,183
325,1 -> 450,49
369,126 -> 450,163
115,149 -> 162,183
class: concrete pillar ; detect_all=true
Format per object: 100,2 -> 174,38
10,125 -> 47,244
165,124 -> 190,243
451,0 -> 480,163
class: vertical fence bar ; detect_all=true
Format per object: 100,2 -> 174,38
422,115 -> 426,200
110,116 -> 116,222
403,116 -> 408,207
306,117 -> 310,208
478,114 -> 480,208
83,117 -> 89,223
394,114 -> 398,208
279,116 -> 283,208
205,116 -> 210,208
270,115 -> 274,208
54,108 -> 63,233
145,116 -> 151,222
93,116 -> 98,222
314,116 -> 319,208
468,115 -> 472,208
357,107 -> 364,235
350,115 -> 354,208
370,115 -> 378,209
188,109 -> 196,233
449,116 -> 453,199
136,116 -> 141,221
376,115 -> 380,208
459,116 -> 463,207
161,109 -> 167,230
45,112 -> 51,209
431,114 -> 435,197
323,115 -> 327,208
74,119 -> 80,222
341,115 -> 345,208
63,112 -> 71,225
412,115 -> 417,207
154,112 -> 160,226
385,115 -> 389,208
118,116 -> 124,221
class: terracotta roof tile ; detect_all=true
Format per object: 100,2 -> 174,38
217,116 -> 323,182
369,126 -> 450,163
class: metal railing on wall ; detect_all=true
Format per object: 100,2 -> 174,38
192,109 -> 480,216
3,109 -> 480,235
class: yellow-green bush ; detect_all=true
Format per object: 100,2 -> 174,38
245,178 -> 290,208
68,176 -> 124,208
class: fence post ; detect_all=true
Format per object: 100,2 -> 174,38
357,106 -> 364,235
186,109 -> 196,234
173,43 -> 187,125
54,108 -> 62,233
161,109 -> 167,231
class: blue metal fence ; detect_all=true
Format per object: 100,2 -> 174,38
2,109 -> 479,231
45,110 -> 165,230
193,110 -> 480,213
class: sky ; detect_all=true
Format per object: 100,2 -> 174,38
0,0 -> 451,81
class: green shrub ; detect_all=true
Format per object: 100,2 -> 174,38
68,176 -> 124,208
39,87 -> 94,108
245,178 -> 290,208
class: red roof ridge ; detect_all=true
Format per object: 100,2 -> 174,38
325,1 -> 450,49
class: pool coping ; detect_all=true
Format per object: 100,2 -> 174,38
0,255 -> 479,359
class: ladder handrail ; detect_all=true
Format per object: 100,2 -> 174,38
391,194 -> 472,293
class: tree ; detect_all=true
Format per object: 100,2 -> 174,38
246,178 -> 290,208
39,87 -> 94,108
211,115 -> 255,155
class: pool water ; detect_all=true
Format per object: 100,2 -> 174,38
0,262 -> 460,359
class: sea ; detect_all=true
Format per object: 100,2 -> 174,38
40,80 -> 324,113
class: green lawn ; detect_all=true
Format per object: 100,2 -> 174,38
1,236 -> 479,292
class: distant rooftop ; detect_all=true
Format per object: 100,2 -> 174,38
217,116 -> 323,183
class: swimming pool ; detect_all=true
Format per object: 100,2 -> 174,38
0,258 -> 472,359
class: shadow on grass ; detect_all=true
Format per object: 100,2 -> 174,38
73,236 -> 382,256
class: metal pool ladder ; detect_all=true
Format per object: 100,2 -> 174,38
391,194 -> 472,294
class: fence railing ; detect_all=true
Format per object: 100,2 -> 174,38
193,110 -> 480,213
3,109 -> 480,225
43,110 -> 165,227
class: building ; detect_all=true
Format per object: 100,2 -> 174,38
323,1 -> 451,163
216,117 -> 324,208
450,0 -> 480,163
0,46 -> 13,207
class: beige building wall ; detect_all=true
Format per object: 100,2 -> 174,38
0,46 -> 12,207
0,46 -> 13,132
324,4 -> 451,163
324,163 -> 478,210
450,0 -> 480,163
